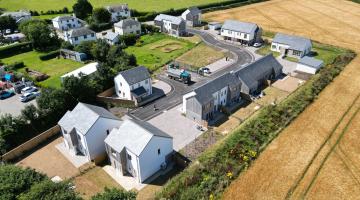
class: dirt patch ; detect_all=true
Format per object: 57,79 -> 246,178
272,76 -> 305,93
205,0 -> 360,199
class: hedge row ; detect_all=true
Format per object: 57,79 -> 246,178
156,50 -> 356,199
0,42 -> 32,59
6,62 -> 25,70
39,50 -> 60,61
88,22 -> 113,32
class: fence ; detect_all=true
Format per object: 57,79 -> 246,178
97,87 -> 136,108
1,125 -> 60,162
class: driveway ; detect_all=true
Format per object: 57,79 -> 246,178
0,93 -> 36,116
148,105 -> 204,151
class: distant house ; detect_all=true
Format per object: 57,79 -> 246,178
183,54 -> 283,125
58,102 -> 121,162
60,62 -> 98,82
106,4 -> 131,22
154,14 -> 186,37
52,15 -> 84,31
64,27 -> 96,45
220,20 -> 262,46
181,7 -> 201,27
208,22 -> 222,31
100,31 -> 120,45
105,119 -> 173,183
271,33 -> 312,58
296,56 -> 324,74
114,18 -> 141,35
1,10 -> 31,23
114,66 -> 152,103
60,49 -> 87,62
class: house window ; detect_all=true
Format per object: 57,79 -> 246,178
228,30 -> 232,34
91,33 -> 95,37
120,82 -> 122,86
271,45 -> 276,50
158,148 -> 161,155
145,79 -> 148,84
244,34 -> 248,39
84,35 -> 87,39
75,37 -> 78,41
127,154 -> 132,160
106,130 -> 110,135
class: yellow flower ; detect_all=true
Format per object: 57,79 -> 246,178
243,155 -> 249,161
226,171 -> 233,179
209,194 -> 214,200
249,150 -> 257,158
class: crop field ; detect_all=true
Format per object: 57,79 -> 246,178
203,0 -> 360,199
0,0 -> 228,12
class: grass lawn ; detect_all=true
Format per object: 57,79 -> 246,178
2,51 -> 83,88
73,166 -> 123,200
33,13 -> 68,20
255,43 -> 280,57
125,34 -> 195,72
0,0 -> 228,12
176,43 -> 225,69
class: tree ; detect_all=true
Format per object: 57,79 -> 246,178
0,16 -> 17,34
75,40 -> 95,58
91,39 -> 110,62
73,0 -> 93,20
91,188 -> 137,200
0,165 -> 47,200
92,8 -> 111,24
62,7 -> 69,14
63,75 -> 102,104
61,41 -> 74,50
19,180 -> 81,200
21,104 -> 38,125
19,19 -> 60,51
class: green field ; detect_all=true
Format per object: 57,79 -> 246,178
33,13 -> 68,20
0,0 -> 228,12
2,51 -> 83,88
125,34 -> 195,72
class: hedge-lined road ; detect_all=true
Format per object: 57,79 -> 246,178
129,29 -> 254,121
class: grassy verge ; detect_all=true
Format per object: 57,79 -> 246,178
2,51 -> 83,88
255,43 -> 280,57
125,34 -> 195,72
156,44 -> 356,199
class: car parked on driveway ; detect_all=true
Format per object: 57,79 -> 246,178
0,90 -> 15,100
21,86 -> 37,94
19,92 -> 37,102
253,42 -> 263,48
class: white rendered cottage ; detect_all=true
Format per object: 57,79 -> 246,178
64,27 -> 96,45
52,15 -> 84,31
105,119 -> 173,183
58,103 -> 121,162
114,18 -> 141,36
114,66 -> 152,102
106,4 -> 131,22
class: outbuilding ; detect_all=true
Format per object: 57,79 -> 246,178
296,56 -> 324,74
208,22 -> 222,31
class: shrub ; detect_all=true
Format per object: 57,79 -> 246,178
120,34 -> 138,47
39,50 -> 60,61
6,61 -> 25,70
0,42 -> 32,59
88,22 -> 112,32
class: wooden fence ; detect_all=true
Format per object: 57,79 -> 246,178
97,87 -> 136,108
1,125 -> 60,162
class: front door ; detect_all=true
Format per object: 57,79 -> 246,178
126,153 -> 134,177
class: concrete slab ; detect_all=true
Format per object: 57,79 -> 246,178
272,76 -> 305,93
205,57 -> 235,73
277,58 -> 298,75
103,165 -> 146,191
152,80 -> 171,94
148,105 -> 204,151
55,142 -> 88,168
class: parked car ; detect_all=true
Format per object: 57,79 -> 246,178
19,92 -> 37,102
0,90 -> 14,100
253,42 -> 263,48
13,82 -> 26,94
198,67 -> 211,75
21,86 -> 37,94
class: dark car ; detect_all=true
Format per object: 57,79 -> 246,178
13,82 -> 26,94
0,90 -> 14,100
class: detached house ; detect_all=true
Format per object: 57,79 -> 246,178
154,14 -> 186,37
181,7 -> 201,27
106,4 -> 131,22
105,119 -> 173,183
271,33 -> 312,58
221,20 -> 262,45
58,103 -> 121,162
114,18 -> 141,35
114,66 -> 152,103
100,31 -> 120,45
52,15 -> 84,31
1,10 -> 31,23
64,27 -> 96,45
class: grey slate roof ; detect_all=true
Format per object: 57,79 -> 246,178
154,14 -> 183,25
103,32 -> 119,41
299,56 -> 324,69
117,66 -> 150,85
106,4 -> 129,12
114,18 -> 140,28
58,103 -> 119,135
272,33 -> 312,52
222,20 -> 258,34
104,119 -> 172,156
193,72 -> 241,104
68,27 -> 95,38
52,15 -> 76,21
234,54 -> 283,94
1,11 -> 30,18
186,7 -> 201,16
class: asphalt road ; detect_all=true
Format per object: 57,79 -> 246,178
129,29 -> 254,121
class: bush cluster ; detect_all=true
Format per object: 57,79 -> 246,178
88,22 -> 112,32
0,42 -> 32,59
156,51 -> 356,199
6,61 -> 25,70
39,50 -> 60,61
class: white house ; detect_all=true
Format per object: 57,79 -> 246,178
52,15 -> 84,31
271,33 -> 312,59
181,7 -> 201,27
104,119 -> 173,183
1,10 -> 31,23
296,56 -> 324,74
61,62 -> 98,82
114,18 -> 141,35
64,27 -> 96,45
58,102 -> 121,162
114,66 -> 152,103
220,20 -> 262,46
208,22 -> 222,31
99,31 -> 120,45
154,14 -> 186,37
106,4 -> 131,22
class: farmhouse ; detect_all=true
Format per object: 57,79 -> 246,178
154,14 -> 186,37
106,4 -> 131,22
296,56 -> 324,74
60,62 -> 98,81
100,31 -> 120,45
271,33 -> 312,58
181,7 -> 201,27
58,102 -> 121,162
221,20 -> 262,45
64,27 -> 96,45
104,119 -> 173,183
52,15 -> 84,31
1,10 -> 31,23
114,66 -> 152,103
114,18 -> 141,35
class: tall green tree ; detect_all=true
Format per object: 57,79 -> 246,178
72,0 -> 93,20
92,8 -> 111,24
0,16 -> 17,34
91,39 -> 110,62
62,75 -> 102,104
91,188 -> 137,200
75,40 -> 95,58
